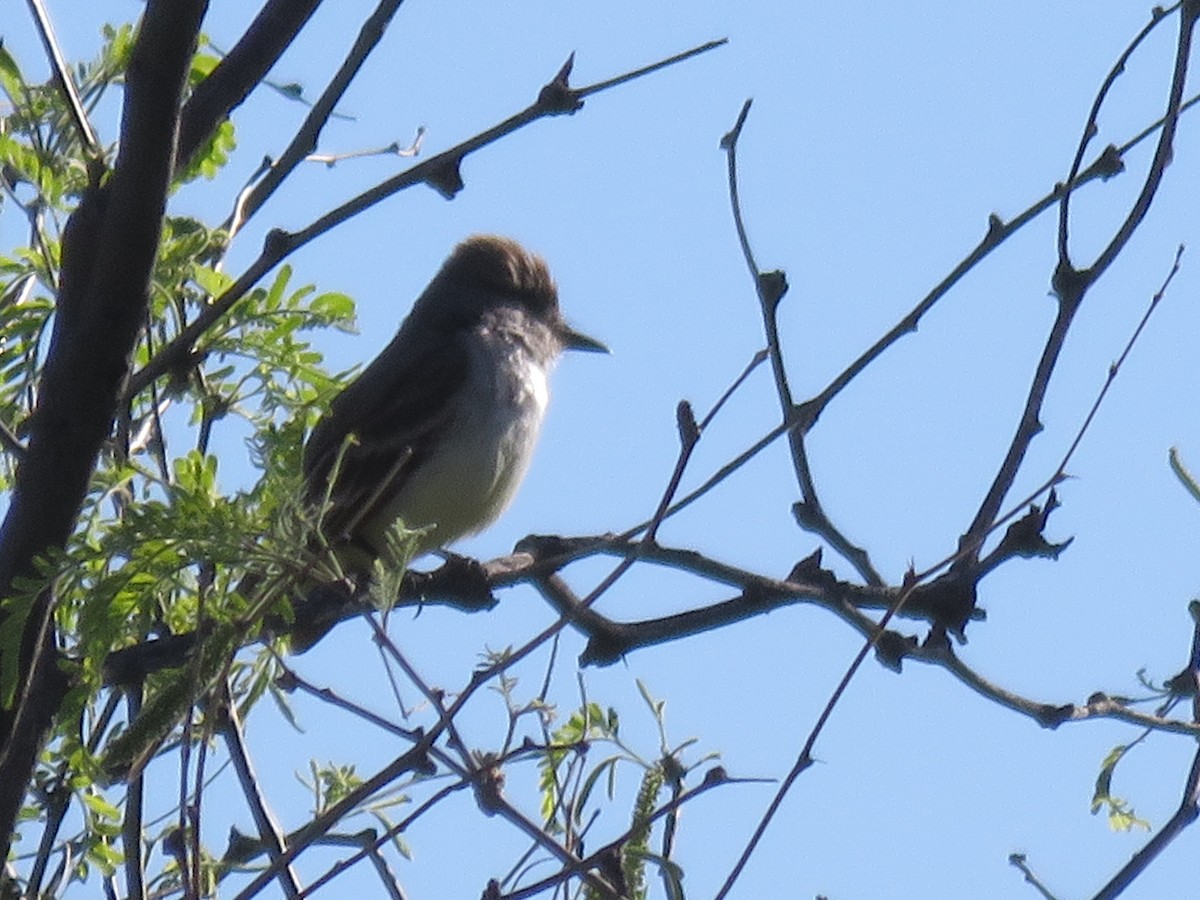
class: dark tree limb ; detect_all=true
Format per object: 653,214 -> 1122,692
0,0 -> 209,863
176,0 -> 325,172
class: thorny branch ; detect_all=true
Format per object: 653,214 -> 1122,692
956,2 -> 1198,574
711,5 -> 1197,893
232,0 -> 408,231
722,99 -> 882,586
123,38 -> 726,402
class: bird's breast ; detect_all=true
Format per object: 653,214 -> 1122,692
375,339 -> 552,552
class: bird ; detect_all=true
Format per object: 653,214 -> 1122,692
301,234 -> 607,576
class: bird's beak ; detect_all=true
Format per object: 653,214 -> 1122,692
559,324 -> 609,354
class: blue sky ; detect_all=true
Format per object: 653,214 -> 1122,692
6,3 -> 1200,898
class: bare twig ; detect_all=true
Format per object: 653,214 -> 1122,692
958,4 -> 1198,571
24,0 -> 101,156
619,81 -> 1185,563
576,39 -> 726,97
721,98 -> 882,586
1009,853 -> 1061,900
1056,3 -> 1180,265
237,0 -> 408,225
122,689 -> 145,900
219,685 -> 302,898
716,239 -> 1189,899
305,128 -> 425,166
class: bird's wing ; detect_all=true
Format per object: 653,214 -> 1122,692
302,327 -> 470,546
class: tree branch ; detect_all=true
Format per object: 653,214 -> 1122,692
176,0 -> 325,172
0,0 -> 209,863
122,39 -> 724,402
233,0 -> 408,227
957,3 -> 1198,571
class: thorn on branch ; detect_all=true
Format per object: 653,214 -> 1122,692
163,349 -> 207,396
786,548 -> 836,589
676,400 -> 700,447
472,753 -> 506,816
1095,143 -> 1126,180
581,629 -> 629,668
535,53 -> 584,114
921,624 -> 953,657
910,573 -> 978,638
163,826 -> 188,869
410,738 -> 438,775
791,499 -> 818,530
1033,702 -> 1075,729
719,98 -> 753,151
1050,259 -> 1090,303
595,847 -> 629,898
757,269 -> 788,312
425,155 -> 465,199
702,764 -> 729,787
222,826 -> 262,865
874,630 -> 918,672
263,227 -> 294,261
995,495 -> 1073,562
275,669 -> 298,693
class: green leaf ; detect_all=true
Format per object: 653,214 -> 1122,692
0,44 -> 24,100
0,587 -> 39,706
190,52 -> 221,82
265,264 -> 294,310
577,755 -> 622,819
192,263 -> 234,297
1091,744 -> 1151,832
99,24 -> 135,73
86,839 -> 123,873
308,291 -> 357,329
178,118 -> 236,183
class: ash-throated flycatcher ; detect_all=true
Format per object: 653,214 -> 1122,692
302,234 -> 606,572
